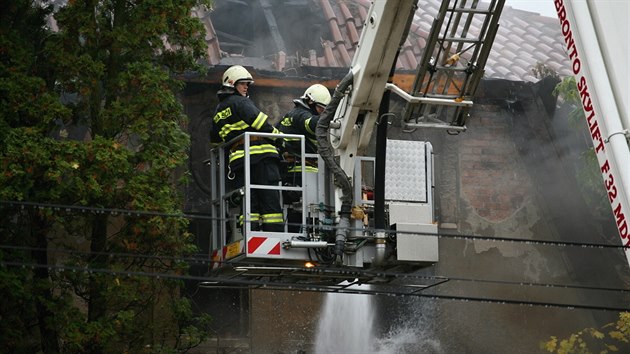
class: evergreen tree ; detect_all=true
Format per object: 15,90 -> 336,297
0,0 -> 212,352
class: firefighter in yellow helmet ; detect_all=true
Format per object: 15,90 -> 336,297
275,84 -> 331,231
210,65 -> 283,232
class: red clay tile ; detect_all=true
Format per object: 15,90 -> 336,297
322,40 -> 338,67
340,2 -> 360,46
320,0 -> 344,45
358,6 -> 368,27
336,44 -> 352,67
309,49 -> 318,66
199,0 -> 575,83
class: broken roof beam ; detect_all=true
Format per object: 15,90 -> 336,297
215,30 -> 254,47
259,0 -> 287,54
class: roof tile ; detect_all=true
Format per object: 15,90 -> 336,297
340,2 -> 360,45
520,42 -> 537,54
400,48 -> 418,70
308,49 -> 318,66
201,0 -> 575,82
336,43 -> 352,67
512,58 -> 531,70
358,5 -> 368,26
320,0 -> 344,45
322,40 -> 338,67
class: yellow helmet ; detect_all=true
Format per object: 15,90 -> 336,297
222,65 -> 254,88
302,84 -> 331,107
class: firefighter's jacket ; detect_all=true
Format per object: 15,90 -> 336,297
276,100 -> 320,173
211,91 -> 280,171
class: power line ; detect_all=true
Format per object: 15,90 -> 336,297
2,260 -> 628,312
0,244 -> 211,266
2,199 -> 628,250
2,243 -> 629,306
438,274 -> 630,294
0,199 -> 216,220
3,243 -> 629,294
3,199 -> 629,308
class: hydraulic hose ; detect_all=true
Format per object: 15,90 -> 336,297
316,71 -> 354,262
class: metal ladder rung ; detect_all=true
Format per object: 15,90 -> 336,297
401,0 -> 506,128
448,7 -> 494,15
404,121 -> 467,131
404,121 -> 468,132
442,37 -> 483,43
434,65 -> 472,71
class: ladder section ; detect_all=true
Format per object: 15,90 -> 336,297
399,0 -> 505,132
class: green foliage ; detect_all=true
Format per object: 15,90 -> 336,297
0,253 -> 40,351
553,76 -> 579,104
541,312 -> 630,353
553,76 -> 584,129
532,62 -> 560,81
552,76 -> 610,218
574,148 -> 610,216
47,0 -> 209,137
0,130 -> 133,204
0,0 -> 213,352
0,1 -> 71,141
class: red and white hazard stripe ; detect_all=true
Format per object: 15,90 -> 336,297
210,249 -> 222,269
247,236 -> 281,256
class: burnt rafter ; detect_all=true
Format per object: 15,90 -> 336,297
215,30 -> 254,47
259,0 -> 287,54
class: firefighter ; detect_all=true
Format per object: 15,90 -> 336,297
277,83 -> 331,174
276,84 -> 331,231
210,65 -> 284,232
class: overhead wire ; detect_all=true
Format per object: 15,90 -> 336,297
1,260 -> 628,312
0,199 -> 216,220
2,242 -> 629,305
2,199 -> 628,251
2,199 -> 629,311
0,244 -> 211,266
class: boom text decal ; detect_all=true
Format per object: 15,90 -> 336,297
555,0 -> 629,246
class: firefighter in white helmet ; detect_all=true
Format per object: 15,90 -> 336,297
276,83 -> 331,160
275,83 -> 331,231
210,65 -> 284,232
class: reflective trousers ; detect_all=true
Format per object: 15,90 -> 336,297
231,157 -> 284,232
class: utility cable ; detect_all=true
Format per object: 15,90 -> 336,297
2,244 -> 629,296
0,244 -> 211,265
2,260 -> 628,312
2,199 -> 628,251
3,199 -> 629,302
0,199 -> 216,220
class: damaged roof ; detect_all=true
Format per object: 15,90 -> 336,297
195,0 -> 571,82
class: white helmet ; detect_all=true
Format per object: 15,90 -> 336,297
222,65 -> 254,88
301,84 -> 331,107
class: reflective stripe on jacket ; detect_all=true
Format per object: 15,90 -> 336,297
276,104 -> 319,155
287,165 -> 318,173
212,93 -> 280,169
